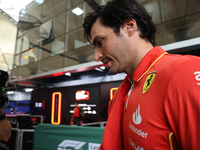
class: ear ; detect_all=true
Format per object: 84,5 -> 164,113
124,19 -> 137,36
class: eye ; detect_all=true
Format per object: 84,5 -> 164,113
97,39 -> 103,47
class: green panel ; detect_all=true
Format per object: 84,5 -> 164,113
33,124 -> 104,150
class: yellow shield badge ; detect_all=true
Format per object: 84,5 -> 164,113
142,71 -> 157,94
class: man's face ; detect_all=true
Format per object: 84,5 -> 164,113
91,19 -> 131,75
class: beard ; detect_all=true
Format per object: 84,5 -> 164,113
107,61 -> 121,75
101,33 -> 129,75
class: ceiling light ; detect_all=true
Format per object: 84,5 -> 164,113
65,72 -> 71,76
7,91 -> 14,94
25,88 -> 33,92
72,7 -> 83,16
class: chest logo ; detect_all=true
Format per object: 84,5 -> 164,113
142,72 -> 157,94
133,105 -> 142,125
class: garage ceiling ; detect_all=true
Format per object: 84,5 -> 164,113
5,0 -> 200,89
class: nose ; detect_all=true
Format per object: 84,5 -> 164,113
94,47 -> 103,62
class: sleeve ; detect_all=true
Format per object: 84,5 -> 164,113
164,58 -> 200,150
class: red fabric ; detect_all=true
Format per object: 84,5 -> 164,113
164,57 -> 200,150
72,107 -> 79,118
99,76 -> 130,150
99,46 -> 200,150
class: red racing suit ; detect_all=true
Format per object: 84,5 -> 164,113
99,46 -> 200,150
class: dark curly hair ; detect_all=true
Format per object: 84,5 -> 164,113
82,0 -> 157,46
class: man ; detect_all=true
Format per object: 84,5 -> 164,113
82,0 -> 200,149
0,108 -> 11,141
71,103 -> 81,125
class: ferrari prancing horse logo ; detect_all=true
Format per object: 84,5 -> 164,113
142,71 -> 157,94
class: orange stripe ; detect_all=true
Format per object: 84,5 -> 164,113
169,132 -> 174,150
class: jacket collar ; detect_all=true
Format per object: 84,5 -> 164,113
130,46 -> 167,82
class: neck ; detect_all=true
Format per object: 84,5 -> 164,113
126,39 -> 154,77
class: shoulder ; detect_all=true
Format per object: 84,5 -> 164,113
168,55 -> 200,83
74,107 -> 79,111
164,54 -> 200,106
159,54 -> 200,81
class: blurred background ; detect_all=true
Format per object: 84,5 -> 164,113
0,0 -> 200,149
0,0 -> 199,120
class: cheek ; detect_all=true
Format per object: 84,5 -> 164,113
113,42 -> 125,58
103,43 -> 113,54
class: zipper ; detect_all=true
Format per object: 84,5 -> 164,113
125,79 -> 134,109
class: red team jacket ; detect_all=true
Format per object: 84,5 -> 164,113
72,107 -> 80,118
99,46 -> 200,150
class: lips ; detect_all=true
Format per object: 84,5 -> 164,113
102,59 -> 110,69
106,61 -> 110,69
101,57 -> 111,69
